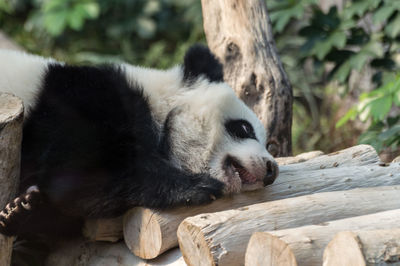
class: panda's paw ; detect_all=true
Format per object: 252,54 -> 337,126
183,175 -> 224,206
0,186 -> 42,236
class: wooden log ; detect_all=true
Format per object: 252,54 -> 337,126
246,209 -> 400,266
121,145 -> 391,259
45,239 -> 184,266
83,216 -> 123,242
0,93 -> 24,266
177,186 -> 400,266
279,144 -> 379,173
245,232 -> 297,266
201,0 -> 293,156
275,150 -> 323,165
323,229 -> 400,266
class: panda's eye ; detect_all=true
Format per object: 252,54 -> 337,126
225,119 -> 257,140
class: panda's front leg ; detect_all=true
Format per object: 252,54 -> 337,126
122,158 -> 225,209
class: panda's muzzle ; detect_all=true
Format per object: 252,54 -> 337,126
224,156 -> 278,186
264,160 -> 279,186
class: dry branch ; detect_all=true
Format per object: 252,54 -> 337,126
323,229 -> 400,266
0,93 -> 24,266
102,145 -> 393,259
177,186 -> 400,266
247,209 -> 400,266
201,0 -> 292,156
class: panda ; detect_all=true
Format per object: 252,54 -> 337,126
0,45 -> 278,238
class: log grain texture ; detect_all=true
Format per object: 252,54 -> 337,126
93,145 -> 394,259
119,145 -> 397,259
177,186 -> 400,266
323,229 -> 400,266
248,209 -> 400,266
201,0 -> 293,156
0,93 -> 24,266
245,232 -> 297,266
45,239 -> 184,266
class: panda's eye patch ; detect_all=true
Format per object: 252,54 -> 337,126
225,119 -> 257,140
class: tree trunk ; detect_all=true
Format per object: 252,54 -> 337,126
201,0 -> 293,156
249,209 -> 400,266
0,93 -> 24,266
177,186 -> 400,266
323,229 -> 400,266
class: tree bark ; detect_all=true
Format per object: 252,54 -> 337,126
275,150 -> 323,165
323,229 -> 400,266
177,186 -> 400,266
248,209 -> 400,266
0,93 -> 24,266
201,0 -> 293,156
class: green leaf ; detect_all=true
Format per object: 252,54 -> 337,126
394,89 -> 400,106
44,11 -> 68,36
385,14 -> 400,38
81,2 -> 99,19
350,52 -> 369,71
336,107 -> 357,128
368,95 -> 393,121
68,7 -> 85,30
373,4 -> 395,24
378,124 -> 400,141
334,61 -> 351,83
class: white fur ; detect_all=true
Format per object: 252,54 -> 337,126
0,49 -> 59,112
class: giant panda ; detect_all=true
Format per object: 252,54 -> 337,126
0,45 -> 278,238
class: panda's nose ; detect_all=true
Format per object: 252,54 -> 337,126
263,160 -> 279,186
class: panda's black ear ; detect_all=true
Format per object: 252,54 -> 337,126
183,44 -> 224,83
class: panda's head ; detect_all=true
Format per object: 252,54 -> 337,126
129,45 -> 279,193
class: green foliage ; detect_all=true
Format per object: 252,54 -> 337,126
0,0 -> 205,66
269,0 -> 400,154
1,0 -> 399,155
336,74 -> 400,152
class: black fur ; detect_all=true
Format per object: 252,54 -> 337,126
0,62 -> 223,238
183,44 -> 224,84
225,119 -> 257,141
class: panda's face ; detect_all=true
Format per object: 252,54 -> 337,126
171,81 -> 278,193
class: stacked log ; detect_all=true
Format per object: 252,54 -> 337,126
244,209 -> 400,266
323,229 -> 400,266
0,93 -> 24,266
87,145 -> 393,259
177,186 -> 400,266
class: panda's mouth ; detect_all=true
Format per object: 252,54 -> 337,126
224,156 -> 257,184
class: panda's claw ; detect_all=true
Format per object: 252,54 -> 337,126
0,187 -> 43,236
181,175 -> 224,206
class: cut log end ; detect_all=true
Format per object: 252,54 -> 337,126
177,220 -> 214,266
123,207 -> 163,259
322,231 -> 366,266
245,232 -> 297,266
0,93 -> 24,123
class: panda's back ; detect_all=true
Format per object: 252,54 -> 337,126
20,64 -> 160,198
